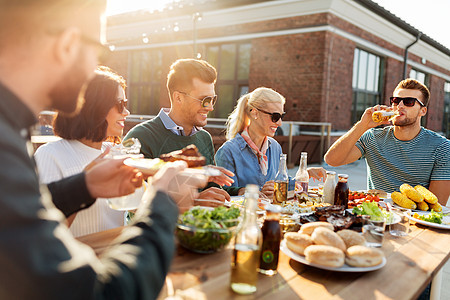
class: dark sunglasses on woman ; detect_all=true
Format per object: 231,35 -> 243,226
116,99 -> 128,113
390,97 -> 425,107
256,108 -> 286,123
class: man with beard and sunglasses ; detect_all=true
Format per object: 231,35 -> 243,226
325,79 -> 450,205
125,58 -> 242,202
0,1 -> 207,299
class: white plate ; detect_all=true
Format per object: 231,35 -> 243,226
384,198 -> 450,214
410,213 -> 450,230
345,208 -> 401,225
280,240 -> 386,272
225,196 -> 266,214
124,158 -> 222,177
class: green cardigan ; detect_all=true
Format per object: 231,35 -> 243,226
125,116 -> 241,195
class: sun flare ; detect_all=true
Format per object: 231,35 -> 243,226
106,0 -> 175,16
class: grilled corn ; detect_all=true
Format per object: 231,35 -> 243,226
429,202 -> 442,212
416,200 -> 429,211
391,191 -> 417,210
414,185 -> 438,204
400,184 -> 424,202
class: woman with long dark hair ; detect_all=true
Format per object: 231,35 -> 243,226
35,66 -> 130,237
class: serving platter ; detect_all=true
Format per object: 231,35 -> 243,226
280,240 -> 386,272
383,198 -> 450,214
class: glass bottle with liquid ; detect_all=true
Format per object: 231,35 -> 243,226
372,111 -> 396,122
273,154 -> 288,204
259,205 -> 282,276
322,171 -> 336,205
334,174 -> 349,209
230,184 -> 262,295
294,152 -> 309,201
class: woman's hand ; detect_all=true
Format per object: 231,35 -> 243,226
307,167 -> 327,181
260,180 -> 275,198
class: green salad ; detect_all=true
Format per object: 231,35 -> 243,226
352,202 -> 392,221
413,210 -> 446,224
177,206 -> 240,253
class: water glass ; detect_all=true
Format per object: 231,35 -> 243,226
107,186 -> 145,211
389,207 -> 410,237
362,215 -> 386,248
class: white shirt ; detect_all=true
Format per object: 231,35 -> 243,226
34,139 -> 125,237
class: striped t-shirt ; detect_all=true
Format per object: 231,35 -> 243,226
355,126 -> 450,193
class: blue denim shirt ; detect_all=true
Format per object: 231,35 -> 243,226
215,133 -> 295,190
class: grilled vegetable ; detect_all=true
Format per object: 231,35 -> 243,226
400,184 -> 424,202
414,185 -> 438,204
429,202 -> 442,212
416,200 -> 429,211
391,191 -> 417,210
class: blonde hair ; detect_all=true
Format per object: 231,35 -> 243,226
226,87 -> 286,140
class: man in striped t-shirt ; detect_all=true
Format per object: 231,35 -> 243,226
325,79 -> 450,205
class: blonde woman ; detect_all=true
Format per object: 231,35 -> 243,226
215,87 -> 325,198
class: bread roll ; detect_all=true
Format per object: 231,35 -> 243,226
345,245 -> 384,267
337,229 -> 366,249
285,232 -> 313,256
299,221 -> 334,235
304,245 -> 345,268
311,227 -> 346,251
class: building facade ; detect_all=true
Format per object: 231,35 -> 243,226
105,0 -> 450,137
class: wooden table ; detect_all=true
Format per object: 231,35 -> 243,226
77,222 -> 450,300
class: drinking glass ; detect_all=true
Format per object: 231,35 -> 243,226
362,215 -> 386,248
389,207 -> 410,237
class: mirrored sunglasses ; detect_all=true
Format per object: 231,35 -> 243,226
179,91 -> 217,108
390,96 -> 425,107
116,99 -> 128,113
256,108 -> 286,123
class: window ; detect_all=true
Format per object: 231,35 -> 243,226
444,82 -> 450,138
409,69 -> 429,127
205,42 -> 251,118
127,50 -> 163,115
351,48 -> 383,124
409,69 -> 427,85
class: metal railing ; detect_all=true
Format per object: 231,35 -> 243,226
126,115 -> 332,164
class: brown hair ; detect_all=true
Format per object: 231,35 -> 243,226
53,66 -> 126,142
166,59 -> 217,101
394,78 -> 430,106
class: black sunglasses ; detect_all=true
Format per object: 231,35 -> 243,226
178,91 -> 217,108
116,99 -> 128,113
390,97 -> 425,107
256,108 -> 286,123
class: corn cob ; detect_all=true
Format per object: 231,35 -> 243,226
391,191 -> 417,210
416,200 -> 429,211
429,202 -> 442,212
414,185 -> 438,204
400,184 -> 424,202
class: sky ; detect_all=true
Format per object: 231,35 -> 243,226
106,0 -> 450,50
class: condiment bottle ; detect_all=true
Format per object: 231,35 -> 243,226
334,174 -> 349,209
259,205 -> 282,275
230,184 -> 262,295
273,154 -> 288,204
294,152 -> 309,202
322,171 -> 337,205
372,111 -> 396,122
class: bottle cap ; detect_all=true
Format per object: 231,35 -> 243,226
337,174 -> 349,178
326,171 -> 336,175
266,204 -> 282,213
